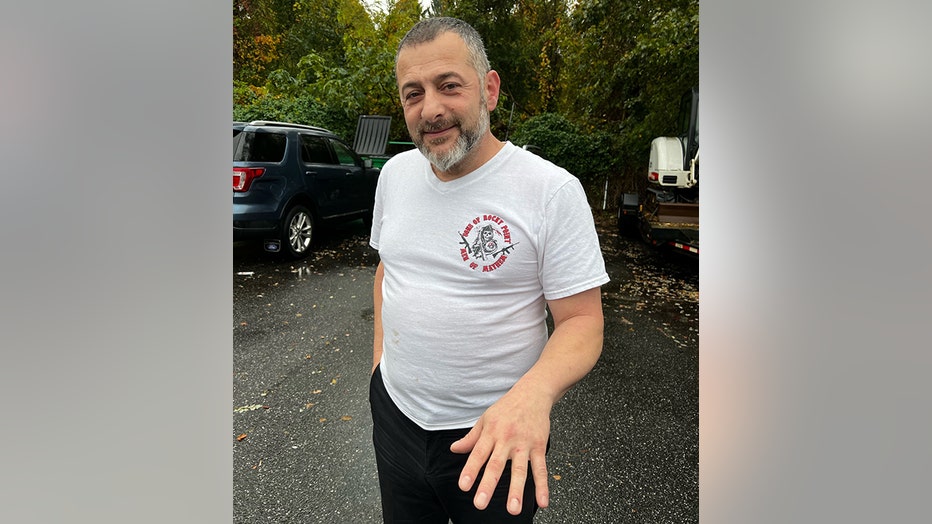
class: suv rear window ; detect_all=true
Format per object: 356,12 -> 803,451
234,131 -> 287,163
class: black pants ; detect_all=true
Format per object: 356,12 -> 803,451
369,366 -> 539,523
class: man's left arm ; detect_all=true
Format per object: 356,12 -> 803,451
450,286 -> 604,515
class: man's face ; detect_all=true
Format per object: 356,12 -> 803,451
395,32 -> 496,173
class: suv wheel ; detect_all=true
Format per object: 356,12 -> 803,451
281,205 -> 314,258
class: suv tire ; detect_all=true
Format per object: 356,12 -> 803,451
282,205 -> 315,259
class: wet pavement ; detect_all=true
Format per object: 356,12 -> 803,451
233,211 -> 698,523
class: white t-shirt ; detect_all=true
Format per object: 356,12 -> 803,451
370,141 -> 609,430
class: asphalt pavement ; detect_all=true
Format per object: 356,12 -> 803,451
233,212 -> 698,523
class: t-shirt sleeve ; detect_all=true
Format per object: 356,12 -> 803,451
369,171 -> 386,251
538,178 -> 610,300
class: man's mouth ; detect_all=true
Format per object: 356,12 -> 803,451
419,121 -> 458,142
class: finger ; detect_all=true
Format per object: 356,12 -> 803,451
473,452 -> 508,510
457,432 -> 494,493
450,422 -> 481,455
506,455 -> 530,516
530,448 -> 550,508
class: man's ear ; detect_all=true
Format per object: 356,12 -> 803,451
485,70 -> 501,111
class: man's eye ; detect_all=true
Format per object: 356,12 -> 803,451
441,83 -> 460,91
404,92 -> 422,101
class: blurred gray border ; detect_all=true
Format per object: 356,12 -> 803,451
0,1 -> 232,522
701,0 -> 932,522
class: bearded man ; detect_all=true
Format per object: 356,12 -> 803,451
368,17 -> 609,523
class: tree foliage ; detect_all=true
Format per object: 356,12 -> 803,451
233,0 -> 699,196
511,113 -> 612,188
559,0 -> 699,186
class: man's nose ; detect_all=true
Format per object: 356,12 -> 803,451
420,88 -> 445,121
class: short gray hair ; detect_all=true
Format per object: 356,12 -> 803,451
395,17 -> 491,79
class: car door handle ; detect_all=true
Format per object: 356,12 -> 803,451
305,171 -> 316,176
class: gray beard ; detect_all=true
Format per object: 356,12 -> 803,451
419,107 -> 489,173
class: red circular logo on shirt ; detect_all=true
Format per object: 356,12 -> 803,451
457,214 -> 518,272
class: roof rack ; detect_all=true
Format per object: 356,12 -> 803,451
247,120 -> 332,134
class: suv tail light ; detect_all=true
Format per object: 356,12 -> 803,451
233,167 -> 265,192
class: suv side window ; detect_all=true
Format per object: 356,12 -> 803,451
301,135 -> 335,164
330,139 -> 359,167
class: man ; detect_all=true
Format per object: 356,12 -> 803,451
369,17 -> 609,523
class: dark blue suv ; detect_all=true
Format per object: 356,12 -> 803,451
233,121 -> 380,258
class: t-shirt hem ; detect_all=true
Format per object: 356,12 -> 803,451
409,417 -> 481,432
383,379 -> 480,431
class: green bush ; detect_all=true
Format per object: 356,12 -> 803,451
511,113 -> 615,186
233,91 -> 356,141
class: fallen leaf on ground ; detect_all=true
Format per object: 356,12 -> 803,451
340,416 -> 352,421
234,404 -> 267,413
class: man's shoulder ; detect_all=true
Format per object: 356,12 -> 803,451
503,143 -> 576,185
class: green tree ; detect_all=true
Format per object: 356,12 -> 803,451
511,113 -> 612,192
558,0 -> 698,190
280,0 -> 344,76
517,0 -> 567,115
234,0 -> 283,86
297,0 -> 423,141
233,0 -> 420,141
234,0 -> 345,90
